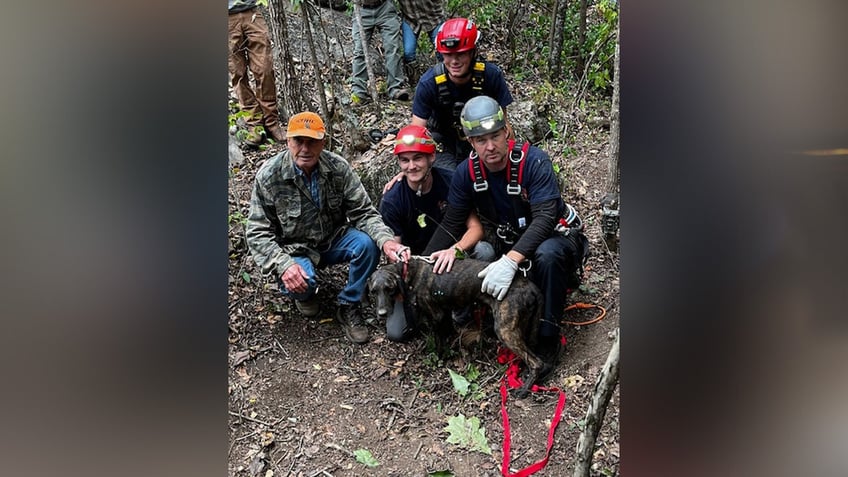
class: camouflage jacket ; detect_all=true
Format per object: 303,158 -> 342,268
246,149 -> 394,277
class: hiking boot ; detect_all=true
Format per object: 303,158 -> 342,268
265,124 -> 286,143
336,302 -> 370,344
295,297 -> 320,318
243,127 -> 265,148
389,88 -> 410,101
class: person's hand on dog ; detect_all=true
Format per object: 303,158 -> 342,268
281,263 -> 310,294
383,240 -> 410,263
428,248 -> 457,274
478,254 -> 519,300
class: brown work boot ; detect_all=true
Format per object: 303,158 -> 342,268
243,126 -> 265,148
295,297 -> 320,318
265,124 -> 286,143
336,302 -> 370,344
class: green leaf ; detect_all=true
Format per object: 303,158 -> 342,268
428,471 -> 455,477
448,369 -> 470,397
444,414 -> 492,455
242,271 -> 251,283
465,364 -> 480,382
353,448 -> 379,467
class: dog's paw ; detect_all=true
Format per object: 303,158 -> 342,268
513,386 -> 531,399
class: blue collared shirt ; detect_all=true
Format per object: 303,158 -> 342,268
293,163 -> 320,208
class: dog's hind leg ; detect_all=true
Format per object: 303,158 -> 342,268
492,302 -> 546,398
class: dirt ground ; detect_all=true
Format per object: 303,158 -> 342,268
228,6 -> 619,477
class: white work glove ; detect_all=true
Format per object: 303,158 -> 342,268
477,255 -> 518,301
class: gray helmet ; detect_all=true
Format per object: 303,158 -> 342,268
460,96 -> 506,137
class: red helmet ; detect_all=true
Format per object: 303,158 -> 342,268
393,125 -> 436,155
435,18 -> 480,54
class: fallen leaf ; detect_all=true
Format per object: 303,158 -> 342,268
236,367 -> 251,383
265,314 -> 281,325
247,452 -> 265,476
369,367 -> 388,380
232,350 -> 251,367
353,448 -> 380,467
260,432 -> 274,447
303,445 -> 320,457
563,374 -> 585,389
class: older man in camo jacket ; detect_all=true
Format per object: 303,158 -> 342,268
246,111 -> 410,344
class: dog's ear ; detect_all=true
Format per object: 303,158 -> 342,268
389,264 -> 405,297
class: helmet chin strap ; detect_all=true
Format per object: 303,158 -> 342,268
415,165 -> 434,197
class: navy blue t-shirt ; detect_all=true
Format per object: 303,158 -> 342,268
412,61 -> 513,150
448,145 -> 564,228
380,167 -> 455,254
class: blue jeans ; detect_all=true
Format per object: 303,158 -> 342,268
401,21 -> 441,63
280,228 -> 381,305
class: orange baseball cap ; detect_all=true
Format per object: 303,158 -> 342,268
286,112 -> 326,139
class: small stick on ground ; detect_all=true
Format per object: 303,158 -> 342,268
228,410 -> 273,427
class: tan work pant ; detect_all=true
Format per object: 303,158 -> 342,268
228,9 -> 280,131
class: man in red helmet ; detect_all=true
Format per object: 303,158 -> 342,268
379,124 -> 494,341
410,17 -> 514,170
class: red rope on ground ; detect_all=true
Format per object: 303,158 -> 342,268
497,342 -> 567,477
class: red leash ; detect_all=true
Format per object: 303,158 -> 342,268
497,339 -> 567,477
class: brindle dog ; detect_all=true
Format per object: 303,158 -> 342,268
368,258 -> 546,397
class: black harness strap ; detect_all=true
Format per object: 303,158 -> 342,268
506,139 -> 529,195
433,61 -> 487,139
467,141 -> 533,244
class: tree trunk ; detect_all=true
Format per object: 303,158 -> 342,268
576,0 -> 588,75
301,0 -> 334,146
572,328 -> 620,477
605,16 -> 620,195
267,0 -> 306,118
504,0 -> 525,69
547,0 -> 567,79
601,15 -> 620,251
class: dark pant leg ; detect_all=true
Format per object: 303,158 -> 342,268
530,234 -> 584,338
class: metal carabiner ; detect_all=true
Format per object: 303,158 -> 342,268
517,259 -> 532,278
